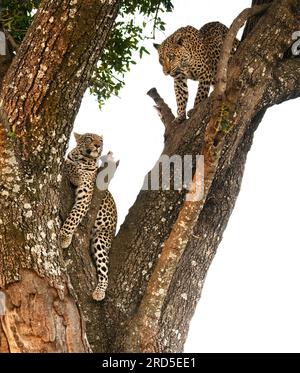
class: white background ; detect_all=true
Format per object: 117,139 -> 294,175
73,1 -> 300,352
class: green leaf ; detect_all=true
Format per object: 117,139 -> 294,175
139,46 -> 150,58
1,0 -> 174,108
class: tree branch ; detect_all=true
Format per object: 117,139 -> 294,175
264,58 -> 300,107
213,3 -> 270,106
242,0 -> 274,40
158,108 -> 267,351
147,87 -> 175,137
131,5 -> 271,352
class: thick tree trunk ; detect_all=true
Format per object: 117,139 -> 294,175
0,0 -> 299,353
0,0 -> 120,352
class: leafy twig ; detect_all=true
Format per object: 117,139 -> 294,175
151,3 -> 160,39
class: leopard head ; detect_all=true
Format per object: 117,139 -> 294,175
74,133 -> 103,159
154,26 -> 202,78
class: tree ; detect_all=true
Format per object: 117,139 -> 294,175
0,0 -> 299,352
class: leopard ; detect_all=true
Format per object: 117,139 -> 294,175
60,133 -> 117,301
154,22 -> 239,123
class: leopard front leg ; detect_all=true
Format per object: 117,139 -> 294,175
174,76 -> 188,124
60,182 -> 94,248
187,77 -> 211,118
65,159 -> 81,186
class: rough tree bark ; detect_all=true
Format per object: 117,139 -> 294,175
0,0 -> 121,352
0,0 -> 299,353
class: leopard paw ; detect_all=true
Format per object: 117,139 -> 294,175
92,287 -> 106,301
60,231 -> 73,249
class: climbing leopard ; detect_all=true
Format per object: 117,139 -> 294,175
60,133 -> 117,301
154,22 -> 239,123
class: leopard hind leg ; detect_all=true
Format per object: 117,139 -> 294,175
91,231 -> 111,301
90,191 -> 117,301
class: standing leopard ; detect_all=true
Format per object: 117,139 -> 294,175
60,133 -> 117,301
154,22 -> 239,123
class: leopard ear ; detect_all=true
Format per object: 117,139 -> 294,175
153,43 -> 160,50
74,132 -> 82,142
